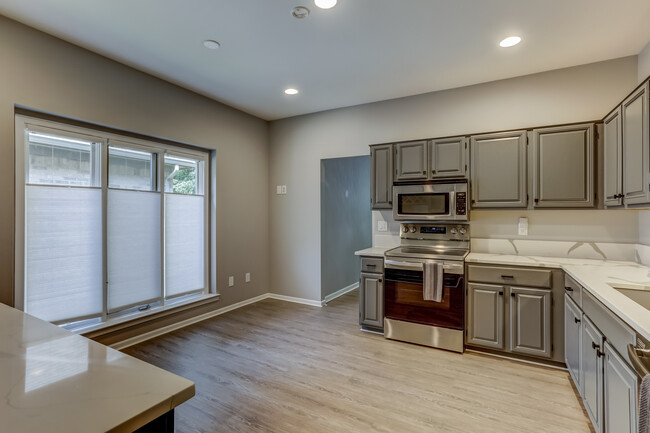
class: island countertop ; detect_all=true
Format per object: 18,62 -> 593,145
0,302 -> 195,433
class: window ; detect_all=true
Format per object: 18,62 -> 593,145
15,116 -> 210,326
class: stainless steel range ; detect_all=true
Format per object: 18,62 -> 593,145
384,222 -> 469,353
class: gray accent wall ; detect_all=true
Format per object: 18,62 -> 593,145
320,156 -> 371,301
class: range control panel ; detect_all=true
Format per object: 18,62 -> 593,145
400,223 -> 469,242
455,192 -> 467,215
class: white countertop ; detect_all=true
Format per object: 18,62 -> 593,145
0,303 -> 195,433
355,246 -> 392,257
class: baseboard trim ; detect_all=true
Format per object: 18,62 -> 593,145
110,292 -> 322,350
323,282 -> 359,305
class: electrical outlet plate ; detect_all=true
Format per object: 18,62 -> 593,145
245,273 -> 251,283
377,221 -> 388,232
518,217 -> 528,236
228,276 -> 234,286
281,185 -> 287,194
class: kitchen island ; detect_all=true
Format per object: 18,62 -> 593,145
0,303 -> 195,433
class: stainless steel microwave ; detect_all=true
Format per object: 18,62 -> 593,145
392,182 -> 468,221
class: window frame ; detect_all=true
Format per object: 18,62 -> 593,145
15,115 -> 212,325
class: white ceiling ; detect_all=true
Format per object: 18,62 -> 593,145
0,0 -> 649,120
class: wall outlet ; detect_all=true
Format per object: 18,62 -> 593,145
377,221 -> 388,232
245,272 -> 251,283
228,276 -> 234,287
281,185 -> 287,194
518,217 -> 528,236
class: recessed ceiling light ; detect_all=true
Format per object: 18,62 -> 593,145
499,36 -> 521,48
291,6 -> 310,19
202,40 -> 221,50
314,0 -> 337,9
284,88 -> 299,95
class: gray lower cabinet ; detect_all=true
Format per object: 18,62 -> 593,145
469,130 -> 527,208
622,81 -> 650,206
359,272 -> 383,329
395,140 -> 428,181
581,315 -> 604,433
531,123 -> 595,208
509,287 -> 552,358
604,341 -> 637,433
370,144 -> 393,209
564,294 -> 582,393
429,136 -> 467,178
603,108 -> 623,207
467,283 -> 504,350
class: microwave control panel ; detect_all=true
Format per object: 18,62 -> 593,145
455,192 -> 467,215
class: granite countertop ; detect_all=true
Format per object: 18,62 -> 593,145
0,303 -> 195,433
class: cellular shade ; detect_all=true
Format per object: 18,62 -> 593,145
25,186 -> 103,322
107,190 -> 162,311
165,194 -> 205,297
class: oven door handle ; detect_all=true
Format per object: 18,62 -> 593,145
385,260 -> 423,270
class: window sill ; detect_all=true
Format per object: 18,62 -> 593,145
76,293 -> 220,339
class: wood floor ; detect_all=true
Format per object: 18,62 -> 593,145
123,291 -> 593,433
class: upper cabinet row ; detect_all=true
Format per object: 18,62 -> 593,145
603,81 -> 650,207
371,122 -> 595,210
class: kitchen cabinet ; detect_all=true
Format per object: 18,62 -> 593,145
604,341 -> 637,433
582,315 -> 604,433
509,286 -> 552,358
622,81 -> 650,205
564,294 -> 582,393
370,144 -> 393,209
428,136 -> 467,178
359,256 -> 384,332
603,108 -> 623,207
467,283 -> 504,350
395,140 -> 428,181
469,130 -> 527,208
532,123 -> 595,208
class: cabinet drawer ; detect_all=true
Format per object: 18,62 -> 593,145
361,257 -> 384,273
564,274 -> 582,306
467,265 -> 552,288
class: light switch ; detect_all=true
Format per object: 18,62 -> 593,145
228,276 -> 234,287
518,217 -> 528,236
245,272 -> 251,283
276,185 -> 282,195
377,221 -> 388,232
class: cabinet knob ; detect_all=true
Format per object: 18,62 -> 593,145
510,293 -> 515,298
498,291 -> 504,296
574,317 -> 581,324
564,286 -> 574,292
596,349 -> 605,358
592,342 -> 600,350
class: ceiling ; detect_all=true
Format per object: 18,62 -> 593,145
0,1 -> 649,121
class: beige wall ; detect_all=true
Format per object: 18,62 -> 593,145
0,16 -> 270,309
269,56 -> 639,301
638,40 -> 650,83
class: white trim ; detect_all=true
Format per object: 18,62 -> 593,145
109,292 -> 322,350
323,282 -> 358,305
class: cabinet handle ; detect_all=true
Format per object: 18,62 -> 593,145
366,264 -> 377,268
596,349 -> 605,358
574,317 -> 581,324
498,291 -> 504,296
592,342 -> 600,350
510,293 -> 515,298
501,275 -> 514,279
564,286 -> 574,292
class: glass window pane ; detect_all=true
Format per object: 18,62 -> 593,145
25,185 -> 103,322
108,146 -> 156,191
107,190 -> 162,311
164,155 -> 202,195
27,131 -> 100,187
165,194 -> 204,297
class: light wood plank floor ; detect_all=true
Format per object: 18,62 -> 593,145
123,291 -> 593,433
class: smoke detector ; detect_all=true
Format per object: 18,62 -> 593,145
291,6 -> 310,19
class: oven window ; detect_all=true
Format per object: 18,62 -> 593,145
397,193 -> 449,215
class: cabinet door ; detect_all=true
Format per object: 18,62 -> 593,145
429,137 -> 466,178
604,341 -> 637,433
467,283 -> 505,350
582,316 -> 604,433
604,108 -> 623,207
532,123 -> 594,208
370,144 -> 393,209
564,294 -> 583,393
623,81 -> 650,205
395,141 -> 428,181
359,272 -> 384,329
509,287 -> 552,358
470,131 -> 527,208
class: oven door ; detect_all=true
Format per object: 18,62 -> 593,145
384,260 -> 464,330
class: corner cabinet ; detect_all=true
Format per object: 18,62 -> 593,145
622,81 -> 650,206
531,123 -> 595,208
370,144 -> 393,209
509,286 -> 552,358
469,131 -> 527,208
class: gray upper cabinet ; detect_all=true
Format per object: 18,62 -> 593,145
582,315 -> 604,433
467,283 -> 505,350
509,286 -> 552,358
603,108 -> 623,207
370,144 -> 393,209
395,140 -> 428,181
604,341 -> 637,433
429,137 -> 467,178
470,131 -> 527,208
532,123 -> 595,208
622,81 -> 650,206
564,294 -> 582,394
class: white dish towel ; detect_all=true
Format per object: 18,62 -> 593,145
640,373 -> 650,433
423,262 -> 443,302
